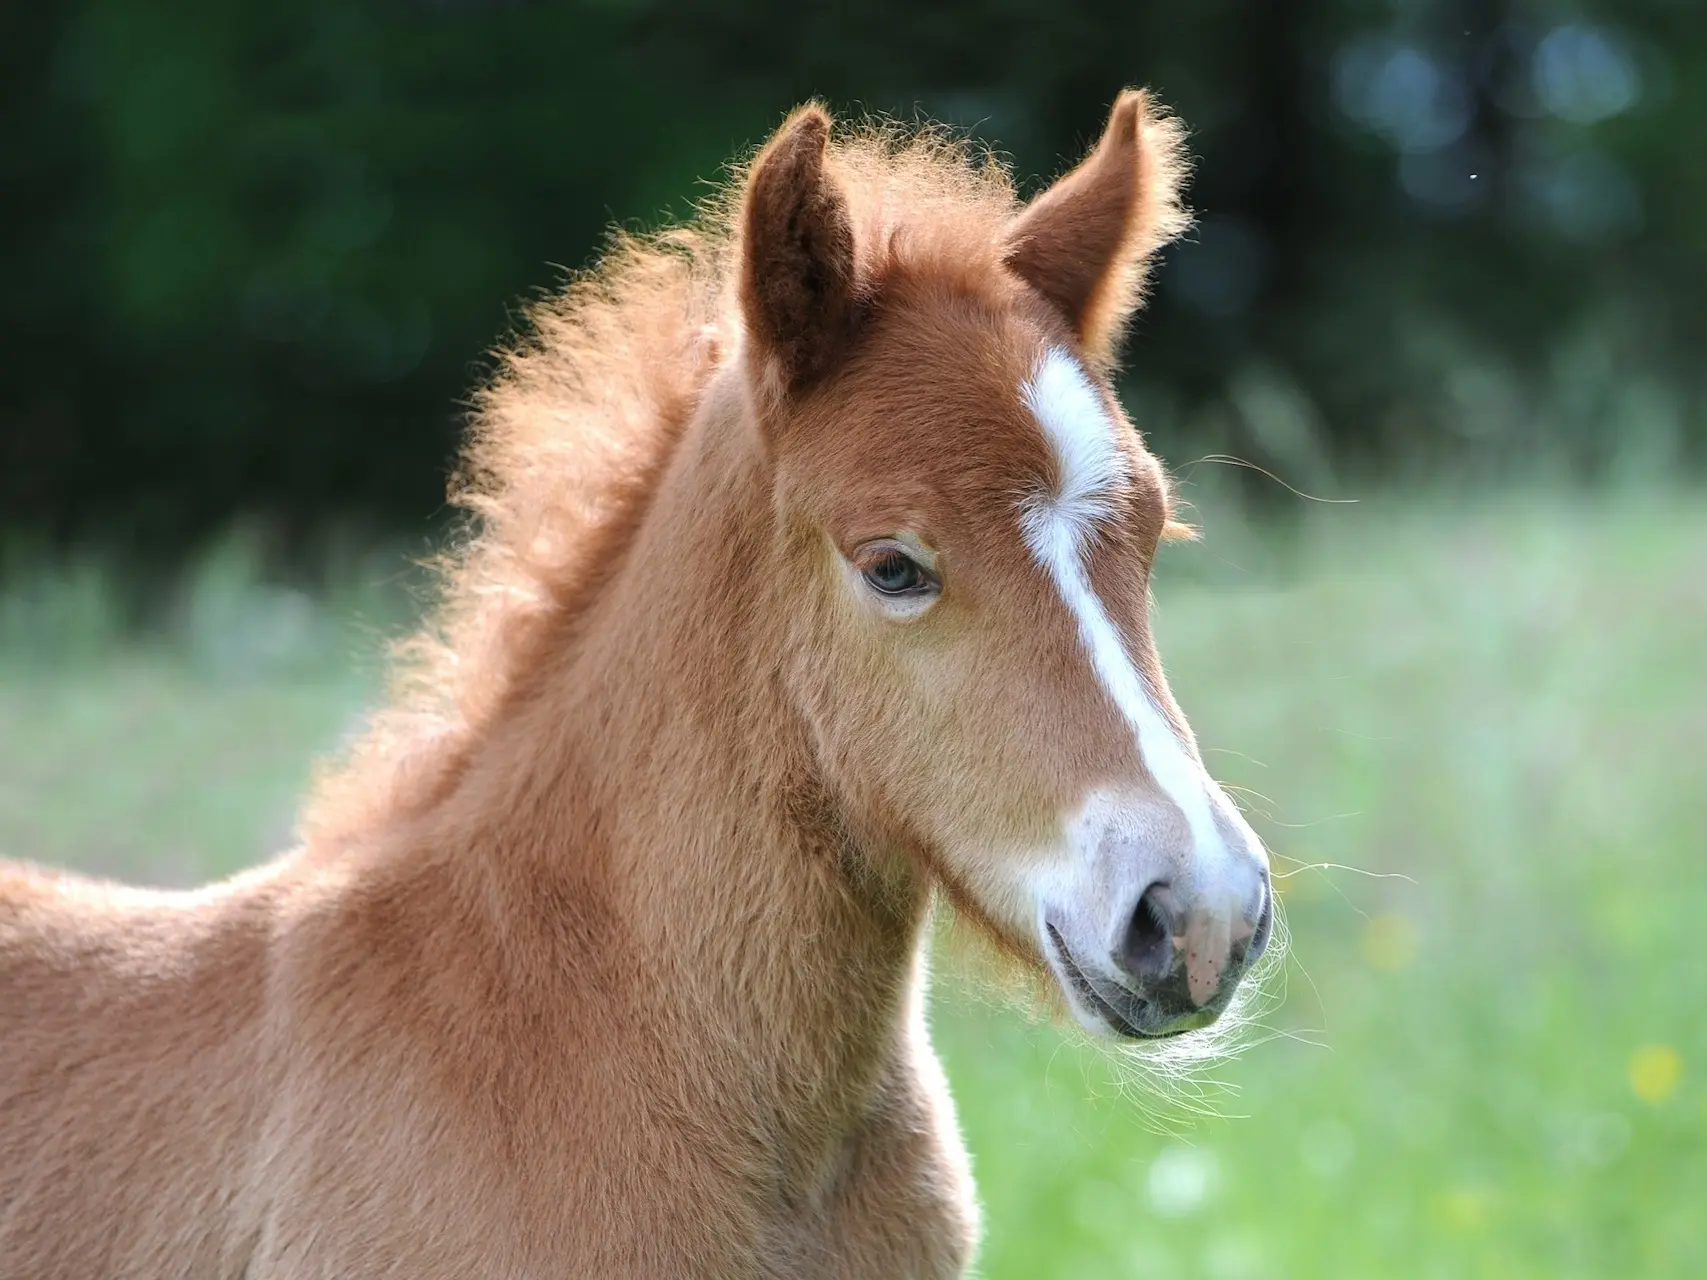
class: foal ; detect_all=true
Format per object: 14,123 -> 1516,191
0,91 -> 1273,1278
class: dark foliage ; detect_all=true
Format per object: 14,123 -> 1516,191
3,0 -> 1701,554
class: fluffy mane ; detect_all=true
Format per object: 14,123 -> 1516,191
303,112 -> 1187,848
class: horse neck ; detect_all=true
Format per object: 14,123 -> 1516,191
444,370 -> 933,1150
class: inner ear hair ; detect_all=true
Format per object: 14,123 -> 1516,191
1003,89 -> 1191,370
739,105 -> 863,397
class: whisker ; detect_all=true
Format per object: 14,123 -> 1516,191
1200,747 -> 1269,769
1268,911 -> 1329,1037
1269,858 -> 1418,885
1178,454 -> 1359,505
1251,812 -> 1365,831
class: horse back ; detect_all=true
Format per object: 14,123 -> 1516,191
0,858 -> 278,1279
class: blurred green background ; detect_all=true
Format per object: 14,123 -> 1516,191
2,2 -> 1704,1276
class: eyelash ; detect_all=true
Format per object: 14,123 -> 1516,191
862,549 -> 927,595
852,540 -> 941,610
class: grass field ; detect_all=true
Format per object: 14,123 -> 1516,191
3,492 -> 1703,1277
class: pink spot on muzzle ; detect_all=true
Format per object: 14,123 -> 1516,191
1175,910 -> 1257,1008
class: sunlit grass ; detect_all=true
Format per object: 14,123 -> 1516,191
2,489 -> 1703,1277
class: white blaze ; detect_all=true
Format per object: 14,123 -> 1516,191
1018,348 -> 1221,865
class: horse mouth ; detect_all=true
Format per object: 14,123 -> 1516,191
1045,924 -> 1174,1041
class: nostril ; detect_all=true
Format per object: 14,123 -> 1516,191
1117,883 -> 1179,983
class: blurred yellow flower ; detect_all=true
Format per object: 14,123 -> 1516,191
1361,912 -> 1418,971
1628,1045 -> 1682,1104
1435,1186 -> 1495,1233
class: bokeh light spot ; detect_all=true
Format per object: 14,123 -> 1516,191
1435,1186 -> 1496,1233
1628,1044 -> 1682,1103
1533,24 -> 1641,125
1147,1145 -> 1219,1218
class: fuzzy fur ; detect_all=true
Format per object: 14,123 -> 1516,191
2,92 -> 1197,1278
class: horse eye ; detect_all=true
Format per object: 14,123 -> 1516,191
863,550 -> 925,595
850,539 -> 941,615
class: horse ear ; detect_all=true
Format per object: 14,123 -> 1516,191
740,105 -> 861,397
1003,90 -> 1190,369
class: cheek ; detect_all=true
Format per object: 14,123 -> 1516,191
783,623 -> 991,829
785,572 -> 1124,860
782,611 -> 1099,950
865,638 -> 1086,852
